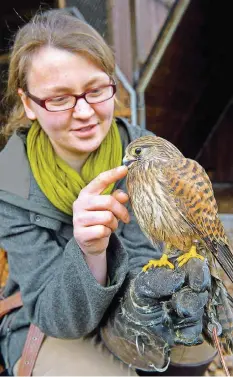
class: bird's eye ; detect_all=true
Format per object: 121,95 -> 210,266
134,147 -> 142,156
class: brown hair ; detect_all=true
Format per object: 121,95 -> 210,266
2,9 -> 115,138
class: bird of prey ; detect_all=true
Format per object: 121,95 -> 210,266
123,135 -> 233,284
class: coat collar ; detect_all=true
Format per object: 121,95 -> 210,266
0,131 -> 73,224
0,132 -> 30,199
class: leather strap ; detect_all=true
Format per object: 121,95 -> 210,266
18,324 -> 45,376
0,292 -> 23,318
0,292 -> 45,376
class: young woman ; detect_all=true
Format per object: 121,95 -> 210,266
0,10 -> 216,376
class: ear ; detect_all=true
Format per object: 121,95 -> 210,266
18,89 -> 37,120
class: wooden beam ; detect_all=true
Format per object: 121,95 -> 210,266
57,0 -> 66,8
0,54 -> 9,64
129,0 -> 139,84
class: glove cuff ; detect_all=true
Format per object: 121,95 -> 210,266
100,319 -> 171,372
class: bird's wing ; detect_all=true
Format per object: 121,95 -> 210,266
162,158 -> 218,236
162,158 -> 233,282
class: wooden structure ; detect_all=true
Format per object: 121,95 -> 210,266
144,0 -> 233,178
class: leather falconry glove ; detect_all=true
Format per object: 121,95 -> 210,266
100,255 -> 211,372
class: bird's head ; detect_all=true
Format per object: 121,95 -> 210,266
123,135 -> 183,169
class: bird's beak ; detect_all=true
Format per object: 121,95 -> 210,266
122,156 -> 136,167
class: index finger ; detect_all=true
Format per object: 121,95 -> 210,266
83,166 -> 128,195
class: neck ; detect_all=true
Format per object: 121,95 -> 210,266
65,157 -> 88,174
50,140 -> 90,173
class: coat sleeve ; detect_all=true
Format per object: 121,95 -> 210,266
0,200 -> 128,338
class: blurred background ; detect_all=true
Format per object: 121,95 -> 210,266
0,1 -> 233,374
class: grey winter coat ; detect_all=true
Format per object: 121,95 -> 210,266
0,118 -> 160,374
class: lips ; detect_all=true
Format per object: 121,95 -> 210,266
70,123 -> 98,138
71,124 -> 97,132
78,124 -> 96,132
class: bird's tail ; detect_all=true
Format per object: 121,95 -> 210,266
203,237 -> 233,285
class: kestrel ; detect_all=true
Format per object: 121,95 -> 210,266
123,135 -> 233,284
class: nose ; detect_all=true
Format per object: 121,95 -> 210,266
72,98 -> 95,119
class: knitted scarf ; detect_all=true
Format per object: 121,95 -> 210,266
27,119 -> 122,215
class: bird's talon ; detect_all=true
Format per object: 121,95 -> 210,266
142,254 -> 174,272
177,245 -> 204,267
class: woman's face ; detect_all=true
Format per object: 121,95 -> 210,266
19,46 -> 115,162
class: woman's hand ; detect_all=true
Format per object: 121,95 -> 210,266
73,166 -> 129,256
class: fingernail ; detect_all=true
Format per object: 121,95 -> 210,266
115,189 -> 124,194
125,215 -> 130,223
116,165 -> 127,172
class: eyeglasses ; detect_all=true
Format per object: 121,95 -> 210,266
25,81 -> 116,112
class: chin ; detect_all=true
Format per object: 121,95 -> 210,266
73,138 -> 102,155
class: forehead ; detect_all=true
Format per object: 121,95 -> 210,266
26,46 -> 108,95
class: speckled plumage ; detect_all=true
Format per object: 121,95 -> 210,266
123,135 -> 233,284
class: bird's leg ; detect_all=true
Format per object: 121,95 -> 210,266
142,244 -> 175,272
177,242 -> 205,267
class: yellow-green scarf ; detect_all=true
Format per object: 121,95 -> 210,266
27,119 -> 122,215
